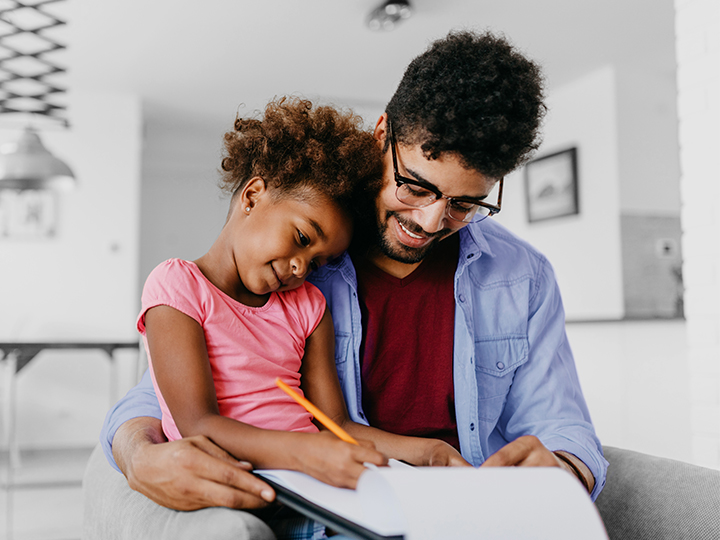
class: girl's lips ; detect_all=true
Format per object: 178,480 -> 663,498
392,216 -> 433,249
270,264 -> 285,288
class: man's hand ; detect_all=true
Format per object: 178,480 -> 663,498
481,435 -> 594,493
481,435 -> 558,468
113,417 -> 275,511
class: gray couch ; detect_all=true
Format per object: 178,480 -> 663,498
595,446 -> 719,540
83,444 -> 720,539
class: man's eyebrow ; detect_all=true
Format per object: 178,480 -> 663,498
404,166 -> 489,202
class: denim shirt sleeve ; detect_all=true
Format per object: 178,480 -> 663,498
99,369 -> 162,472
498,256 -> 608,500
456,221 -> 607,501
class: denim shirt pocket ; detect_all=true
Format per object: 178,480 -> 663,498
473,336 -> 529,422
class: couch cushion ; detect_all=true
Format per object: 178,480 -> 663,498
596,446 -> 720,540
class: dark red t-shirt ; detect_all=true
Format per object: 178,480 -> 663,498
352,235 -> 459,451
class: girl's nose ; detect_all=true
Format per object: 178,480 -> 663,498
291,257 -> 308,278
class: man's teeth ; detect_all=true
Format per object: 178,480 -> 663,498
399,221 -> 423,239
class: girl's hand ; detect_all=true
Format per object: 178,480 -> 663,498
295,431 -> 388,489
419,439 -> 472,467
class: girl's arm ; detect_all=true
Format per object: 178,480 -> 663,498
300,309 -> 471,468
144,305 -> 385,489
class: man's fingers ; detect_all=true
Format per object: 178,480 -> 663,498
197,478 -> 273,509
481,435 -> 555,467
187,447 -> 275,503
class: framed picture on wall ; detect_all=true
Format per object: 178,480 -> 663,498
524,147 -> 579,223
0,189 -> 57,239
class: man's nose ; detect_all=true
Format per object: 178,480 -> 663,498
412,199 -> 448,233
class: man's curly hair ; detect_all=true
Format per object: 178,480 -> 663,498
220,97 -> 382,214
385,30 -> 546,179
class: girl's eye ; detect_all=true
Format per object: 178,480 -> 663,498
310,260 -> 319,272
298,231 -> 310,246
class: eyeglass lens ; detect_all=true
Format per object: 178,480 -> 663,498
395,183 -> 487,222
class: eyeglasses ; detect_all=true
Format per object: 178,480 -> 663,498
389,121 -> 503,223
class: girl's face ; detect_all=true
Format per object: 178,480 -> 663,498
234,186 -> 352,297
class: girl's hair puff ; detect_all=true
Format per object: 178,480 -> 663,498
220,97 -> 382,214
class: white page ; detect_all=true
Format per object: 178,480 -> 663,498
357,467 -> 608,540
259,465 -> 608,540
256,468 -> 405,535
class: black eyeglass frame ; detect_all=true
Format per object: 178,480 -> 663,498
388,120 -> 503,223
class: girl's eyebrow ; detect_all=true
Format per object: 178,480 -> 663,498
304,218 -> 326,240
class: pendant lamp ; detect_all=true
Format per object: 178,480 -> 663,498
367,0 -> 412,31
0,126 -> 75,191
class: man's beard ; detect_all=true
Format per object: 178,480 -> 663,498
349,180 -> 452,264
353,206 -> 451,264
376,211 -> 448,263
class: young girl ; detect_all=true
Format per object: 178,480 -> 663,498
139,97 -> 466,538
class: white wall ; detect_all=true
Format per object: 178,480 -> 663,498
497,66 -> 625,321
139,115 -> 229,284
138,98 -> 387,287
0,91 -> 142,449
675,0 -> 720,469
616,63 -> 682,215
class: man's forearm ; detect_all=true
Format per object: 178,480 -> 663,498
112,416 -> 167,480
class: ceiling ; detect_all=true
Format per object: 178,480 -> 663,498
62,0 -> 676,130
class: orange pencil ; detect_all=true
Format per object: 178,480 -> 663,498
275,378 -> 359,445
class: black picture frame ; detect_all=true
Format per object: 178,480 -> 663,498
524,147 -> 579,223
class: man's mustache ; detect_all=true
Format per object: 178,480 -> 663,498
389,211 -> 453,241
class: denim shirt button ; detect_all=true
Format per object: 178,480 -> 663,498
470,423 -> 475,431
467,253 -> 475,259
458,294 -> 466,303
496,362 -> 505,370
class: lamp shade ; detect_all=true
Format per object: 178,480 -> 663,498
0,127 -> 75,190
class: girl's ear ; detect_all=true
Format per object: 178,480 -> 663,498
240,176 -> 267,213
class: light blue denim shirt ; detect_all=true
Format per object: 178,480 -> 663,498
101,218 -> 607,500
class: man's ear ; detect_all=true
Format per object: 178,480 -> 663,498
239,176 -> 267,214
373,113 -> 388,144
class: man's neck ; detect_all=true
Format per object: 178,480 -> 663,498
364,250 -> 422,279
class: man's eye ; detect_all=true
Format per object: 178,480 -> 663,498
449,200 -> 476,212
298,231 -> 310,246
405,183 -> 430,196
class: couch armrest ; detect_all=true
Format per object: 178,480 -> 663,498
596,446 -> 720,540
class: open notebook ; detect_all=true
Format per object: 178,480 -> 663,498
256,461 -> 608,540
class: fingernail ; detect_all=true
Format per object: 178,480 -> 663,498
261,489 -> 274,502
237,460 -> 253,468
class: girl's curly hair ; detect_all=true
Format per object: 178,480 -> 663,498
385,30 -> 546,179
220,97 -> 382,214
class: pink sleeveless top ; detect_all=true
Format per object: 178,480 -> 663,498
137,258 -> 324,441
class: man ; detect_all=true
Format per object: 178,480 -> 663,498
89,29 -> 606,538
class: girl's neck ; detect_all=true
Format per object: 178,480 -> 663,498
194,243 -> 270,308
